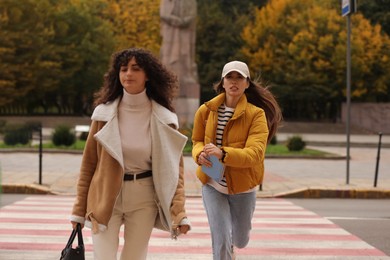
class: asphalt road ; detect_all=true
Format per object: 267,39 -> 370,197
0,194 -> 28,207
288,198 -> 390,256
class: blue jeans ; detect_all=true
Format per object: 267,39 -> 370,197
202,184 -> 256,260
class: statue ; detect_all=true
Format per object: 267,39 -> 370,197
160,0 -> 199,98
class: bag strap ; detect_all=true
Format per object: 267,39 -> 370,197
65,226 -> 77,249
65,223 -> 84,249
76,223 -> 84,247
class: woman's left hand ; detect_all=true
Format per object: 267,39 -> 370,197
178,224 -> 190,234
173,224 -> 190,238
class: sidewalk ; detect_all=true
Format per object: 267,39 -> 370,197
1,133 -> 389,198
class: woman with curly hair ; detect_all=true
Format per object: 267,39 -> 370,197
70,47 -> 191,259
192,60 -> 282,259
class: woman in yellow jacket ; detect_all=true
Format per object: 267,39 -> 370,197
192,61 -> 282,260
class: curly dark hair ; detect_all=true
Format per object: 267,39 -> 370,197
94,47 -> 178,112
213,77 -> 283,143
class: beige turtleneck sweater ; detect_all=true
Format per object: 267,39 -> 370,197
118,89 -> 152,174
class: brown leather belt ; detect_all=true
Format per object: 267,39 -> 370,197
123,170 -> 152,181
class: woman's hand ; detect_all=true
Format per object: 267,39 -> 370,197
71,221 -> 84,229
197,151 -> 212,167
203,143 -> 223,159
173,224 -> 190,238
178,224 -> 190,234
175,217 -> 191,237
198,143 -> 224,167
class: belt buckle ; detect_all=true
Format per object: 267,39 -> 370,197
124,172 -> 136,182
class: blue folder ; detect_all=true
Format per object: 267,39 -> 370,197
201,155 -> 225,182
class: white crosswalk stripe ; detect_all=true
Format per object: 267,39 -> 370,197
0,195 -> 388,260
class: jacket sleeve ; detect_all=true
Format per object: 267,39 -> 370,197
191,104 -> 208,164
170,155 -> 189,228
223,109 -> 269,167
70,120 -> 99,223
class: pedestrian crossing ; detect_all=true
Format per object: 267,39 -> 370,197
0,195 -> 388,260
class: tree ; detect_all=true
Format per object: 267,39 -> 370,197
196,0 -> 268,103
0,0 -> 61,111
358,0 -> 390,36
0,0 -> 115,114
102,0 -> 161,55
241,0 -> 390,120
52,0 -> 115,114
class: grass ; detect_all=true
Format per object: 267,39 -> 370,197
0,141 -> 333,157
36,140 -> 86,150
265,144 -> 329,156
183,143 -> 332,157
0,140 -> 86,150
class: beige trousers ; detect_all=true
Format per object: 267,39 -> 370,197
92,177 -> 158,260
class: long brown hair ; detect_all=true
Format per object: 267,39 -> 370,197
94,48 -> 178,112
214,77 -> 282,143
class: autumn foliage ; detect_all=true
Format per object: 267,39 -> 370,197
0,0 -> 389,121
240,0 -> 390,119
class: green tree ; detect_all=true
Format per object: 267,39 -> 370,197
51,0 -> 115,115
0,0 -> 115,114
0,0 -> 61,111
358,0 -> 390,36
196,0 -> 268,103
241,0 -> 390,120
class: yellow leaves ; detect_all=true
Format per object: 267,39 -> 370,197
289,30 -> 314,56
381,54 -> 389,63
104,0 -> 161,54
261,0 -> 286,29
243,0 -> 291,52
254,39 -> 276,73
242,24 -> 259,48
314,59 -> 331,71
351,13 -> 390,78
318,35 -> 333,53
241,0 -> 390,101
352,88 -> 367,98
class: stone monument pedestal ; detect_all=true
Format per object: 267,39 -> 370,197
160,0 -> 200,128
174,96 -> 199,128
174,81 -> 200,128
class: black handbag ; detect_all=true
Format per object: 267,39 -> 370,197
60,223 -> 85,260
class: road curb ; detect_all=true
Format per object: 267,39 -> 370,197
1,183 -> 52,194
261,188 -> 390,199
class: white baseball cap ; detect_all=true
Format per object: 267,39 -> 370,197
221,61 -> 250,79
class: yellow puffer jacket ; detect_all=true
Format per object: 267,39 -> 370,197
192,93 -> 269,194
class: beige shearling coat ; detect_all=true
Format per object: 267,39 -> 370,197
70,98 -> 188,237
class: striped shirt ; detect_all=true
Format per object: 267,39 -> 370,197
207,104 -> 234,193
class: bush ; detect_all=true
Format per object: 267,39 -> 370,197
286,135 -> 306,151
3,124 -> 30,145
79,131 -> 89,141
52,125 -> 76,146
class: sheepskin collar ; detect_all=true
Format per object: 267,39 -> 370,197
91,98 -> 179,129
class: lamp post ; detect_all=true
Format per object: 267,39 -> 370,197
341,0 -> 356,185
